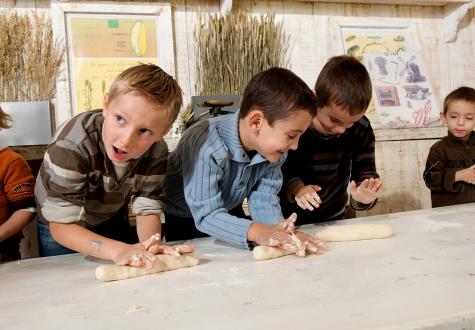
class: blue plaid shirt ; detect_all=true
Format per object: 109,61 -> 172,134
164,112 -> 285,248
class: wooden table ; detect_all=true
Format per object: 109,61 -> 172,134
2,203 -> 475,330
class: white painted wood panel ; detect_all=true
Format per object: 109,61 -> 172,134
0,0 -> 473,218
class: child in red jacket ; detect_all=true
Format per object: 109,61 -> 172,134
0,106 -> 36,262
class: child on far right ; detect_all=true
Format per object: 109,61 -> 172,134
423,86 -> 475,207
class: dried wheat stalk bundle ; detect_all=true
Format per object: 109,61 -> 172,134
0,10 -> 64,102
194,10 -> 289,96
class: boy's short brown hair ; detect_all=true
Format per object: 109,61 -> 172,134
0,106 -> 12,129
443,86 -> 475,115
315,55 -> 372,115
108,63 -> 183,124
239,67 -> 318,125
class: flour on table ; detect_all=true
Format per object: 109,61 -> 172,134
314,223 -> 393,242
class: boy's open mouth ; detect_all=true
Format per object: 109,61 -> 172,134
113,146 -> 128,155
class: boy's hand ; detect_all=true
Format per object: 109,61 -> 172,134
350,178 -> 383,205
455,164 -> 475,184
157,244 -> 195,257
294,184 -> 322,211
248,213 -> 325,255
113,244 -> 157,269
140,233 -> 195,257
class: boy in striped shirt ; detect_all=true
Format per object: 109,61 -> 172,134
280,56 -> 383,224
164,67 -> 325,255
35,64 -> 193,267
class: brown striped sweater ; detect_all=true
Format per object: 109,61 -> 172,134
35,110 -> 168,228
280,116 -> 379,224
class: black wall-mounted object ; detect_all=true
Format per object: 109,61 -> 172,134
192,95 -> 241,123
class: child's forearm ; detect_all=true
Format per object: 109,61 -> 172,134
135,214 -> 162,242
49,222 -> 128,261
0,210 -> 35,242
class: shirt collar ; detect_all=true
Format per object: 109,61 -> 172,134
217,111 -> 268,164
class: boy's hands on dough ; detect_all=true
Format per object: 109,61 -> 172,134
157,244 -> 195,257
292,231 -> 326,255
350,178 -> 383,205
114,244 -> 157,269
294,184 -> 321,211
140,233 -> 195,257
248,213 -> 325,255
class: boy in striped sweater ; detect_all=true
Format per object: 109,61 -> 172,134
280,56 -> 383,224
35,64 -> 193,267
164,67 -> 325,255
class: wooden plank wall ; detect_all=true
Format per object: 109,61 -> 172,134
1,0 -> 475,217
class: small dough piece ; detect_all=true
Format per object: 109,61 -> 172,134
95,253 -> 199,282
314,224 -> 393,242
253,246 -> 293,261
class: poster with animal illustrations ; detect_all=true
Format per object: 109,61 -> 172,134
339,25 -> 440,129
363,51 -> 440,128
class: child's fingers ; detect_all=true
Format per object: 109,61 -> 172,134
142,233 -> 161,250
306,238 -> 326,254
129,252 -> 157,268
366,178 -> 376,189
296,232 -> 326,254
158,245 -> 181,257
311,184 -> 322,192
142,253 -> 157,269
129,254 -> 144,267
295,197 -> 308,210
174,244 -> 195,254
358,179 -> 369,188
280,241 -> 298,254
301,196 -> 315,211
148,245 -> 160,254
281,213 -> 297,232
286,212 -> 297,224
306,193 -> 321,208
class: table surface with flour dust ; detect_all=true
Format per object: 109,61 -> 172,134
2,203 -> 475,330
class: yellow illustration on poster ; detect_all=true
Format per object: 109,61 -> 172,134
338,26 -> 439,128
66,14 -> 160,113
341,27 -> 407,61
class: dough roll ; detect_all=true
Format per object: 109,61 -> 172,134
95,253 -> 199,282
252,246 -> 293,261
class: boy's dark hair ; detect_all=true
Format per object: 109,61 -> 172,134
315,55 -> 372,115
108,63 -> 183,124
443,86 -> 475,115
239,67 -> 318,125
0,106 -> 12,129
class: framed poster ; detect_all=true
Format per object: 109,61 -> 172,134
51,1 -> 174,127
329,17 -> 441,130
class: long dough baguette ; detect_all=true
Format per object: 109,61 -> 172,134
95,253 -> 199,282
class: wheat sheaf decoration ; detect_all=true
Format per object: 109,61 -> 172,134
194,10 -> 290,97
0,10 -> 64,102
